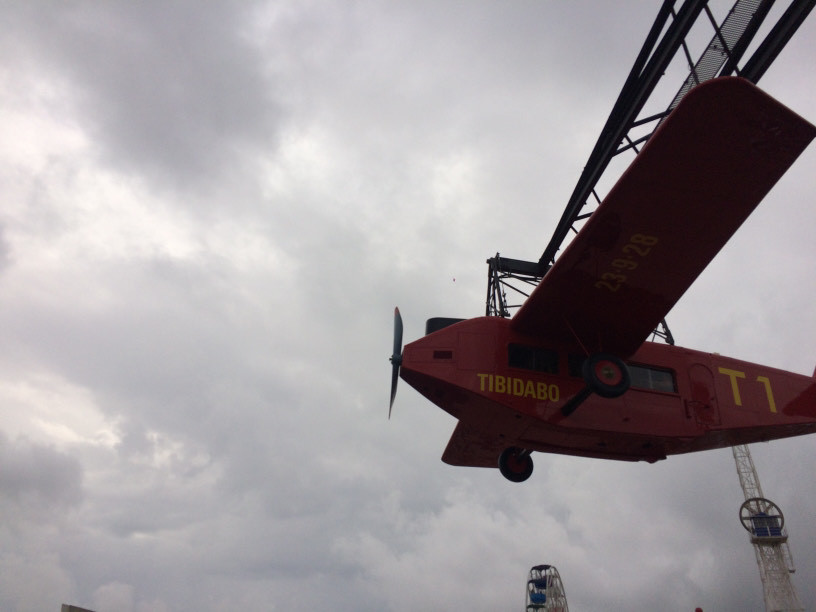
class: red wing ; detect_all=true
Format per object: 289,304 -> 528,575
441,421 -> 504,468
512,77 -> 815,358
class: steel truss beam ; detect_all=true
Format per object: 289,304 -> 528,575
485,0 -> 814,341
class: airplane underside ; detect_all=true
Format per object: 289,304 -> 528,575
400,355 -> 816,481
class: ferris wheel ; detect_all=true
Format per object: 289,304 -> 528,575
525,564 -> 569,612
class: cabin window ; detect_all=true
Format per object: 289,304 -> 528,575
629,364 -> 676,393
568,354 -> 584,378
508,344 -> 558,374
568,356 -> 676,393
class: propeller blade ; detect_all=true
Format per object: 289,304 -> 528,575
389,307 -> 403,418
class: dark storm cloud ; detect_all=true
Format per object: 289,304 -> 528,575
0,1 -> 814,611
3,1 -> 281,190
0,433 -> 83,510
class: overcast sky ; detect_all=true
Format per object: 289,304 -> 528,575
1,2 -> 815,611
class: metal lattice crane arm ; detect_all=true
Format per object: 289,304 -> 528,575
486,0 -> 816,325
538,0 -> 815,270
732,444 -> 802,611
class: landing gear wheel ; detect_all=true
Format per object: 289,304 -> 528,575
498,447 -> 534,483
582,353 -> 630,398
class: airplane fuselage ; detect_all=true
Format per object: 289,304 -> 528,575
400,317 -> 816,464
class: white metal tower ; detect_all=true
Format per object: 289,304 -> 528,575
732,444 -> 802,612
525,564 -> 569,612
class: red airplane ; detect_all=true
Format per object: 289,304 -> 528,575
389,77 -> 816,482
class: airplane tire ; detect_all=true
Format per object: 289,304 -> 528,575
498,447 -> 534,483
582,353 -> 630,398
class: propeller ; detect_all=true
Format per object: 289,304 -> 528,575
389,307 -> 403,418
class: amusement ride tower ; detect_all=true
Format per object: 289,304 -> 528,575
525,564 -> 569,611
732,444 -> 802,611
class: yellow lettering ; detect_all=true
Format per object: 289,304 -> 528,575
477,373 -> 489,392
718,367 -> 745,406
476,374 -> 561,404
524,380 -> 536,398
756,376 -> 777,414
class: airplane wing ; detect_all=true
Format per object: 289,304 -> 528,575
441,421 -> 505,468
512,77 -> 816,358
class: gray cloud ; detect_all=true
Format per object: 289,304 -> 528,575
0,433 -> 83,511
3,1 -> 282,193
0,1 -> 814,611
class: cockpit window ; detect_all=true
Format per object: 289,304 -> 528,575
629,364 -> 676,393
508,344 -> 558,374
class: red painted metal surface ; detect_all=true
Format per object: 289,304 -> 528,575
397,78 -> 816,476
512,78 -> 816,357
400,317 -> 816,467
